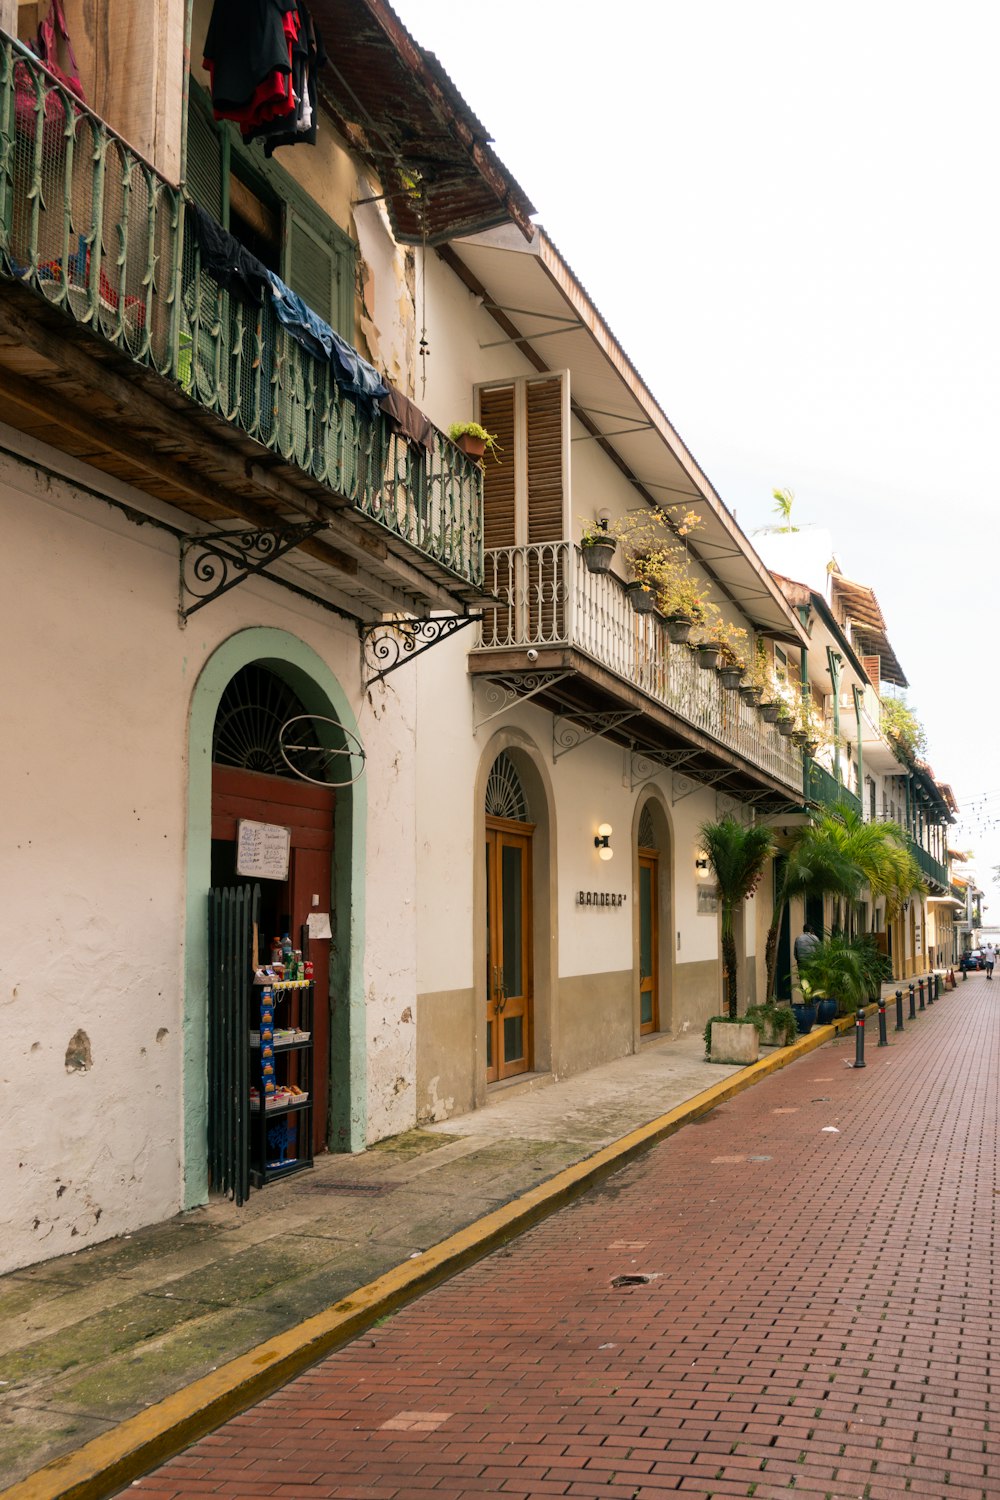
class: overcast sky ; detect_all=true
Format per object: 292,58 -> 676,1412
393,0 -> 1000,910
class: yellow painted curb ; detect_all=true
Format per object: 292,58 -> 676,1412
1,996 -> 934,1500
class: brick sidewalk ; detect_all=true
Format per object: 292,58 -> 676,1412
128,979 -> 998,1500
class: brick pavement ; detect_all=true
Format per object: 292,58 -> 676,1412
127,979 -> 998,1500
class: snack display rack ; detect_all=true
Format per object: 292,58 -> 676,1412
249,977 -> 314,1185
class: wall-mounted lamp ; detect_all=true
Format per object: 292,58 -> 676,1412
596,507 -> 612,530
594,823 -> 613,861
695,852 -> 711,879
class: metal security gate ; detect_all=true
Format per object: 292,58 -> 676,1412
208,884 -> 259,1205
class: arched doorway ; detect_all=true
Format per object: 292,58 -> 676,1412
184,628 -> 366,1212
210,665 -> 335,1161
484,752 -> 535,1082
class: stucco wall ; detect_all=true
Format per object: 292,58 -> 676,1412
0,430 -> 418,1271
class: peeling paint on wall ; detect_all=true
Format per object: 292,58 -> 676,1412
64,1029 -> 92,1073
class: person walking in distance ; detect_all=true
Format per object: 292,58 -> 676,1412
985,943 -> 996,980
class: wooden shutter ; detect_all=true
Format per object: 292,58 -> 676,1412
285,208 -> 338,324
479,384 -> 517,549
185,100 -> 224,222
525,376 -> 565,640
525,375 -> 565,543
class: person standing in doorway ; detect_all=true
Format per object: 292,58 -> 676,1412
794,922 -> 821,970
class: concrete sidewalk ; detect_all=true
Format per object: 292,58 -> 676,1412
0,978 -> 950,1496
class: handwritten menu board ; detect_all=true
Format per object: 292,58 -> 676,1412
236,819 -> 291,881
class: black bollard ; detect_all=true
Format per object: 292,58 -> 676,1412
908,982 -> 916,1019
962,963 -> 967,981
877,995 -> 888,1046
928,973 -> 935,1005
918,977 -> 925,1011
895,989 -> 904,1032
853,1007 -> 866,1067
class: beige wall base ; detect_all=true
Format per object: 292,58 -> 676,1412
671,958 -> 723,1035
415,987 -> 477,1122
554,970 -> 633,1077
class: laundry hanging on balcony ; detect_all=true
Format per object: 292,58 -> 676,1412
265,273 -> 388,414
379,386 -> 436,454
203,0 -> 327,151
186,204 -> 272,306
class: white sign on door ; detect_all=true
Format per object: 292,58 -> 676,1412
236,819 -> 291,881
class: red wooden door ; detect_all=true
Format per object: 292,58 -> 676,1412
212,765 -> 335,1154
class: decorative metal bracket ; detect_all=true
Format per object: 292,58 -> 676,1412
473,672 -> 573,733
672,767 -> 738,804
626,747 -> 698,792
179,523 -> 325,623
553,711 -> 638,762
361,614 -> 481,688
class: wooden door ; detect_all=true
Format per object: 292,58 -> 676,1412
485,819 -> 533,1082
212,765 -> 334,1154
638,852 -> 659,1034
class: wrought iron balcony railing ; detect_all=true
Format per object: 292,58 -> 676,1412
476,541 -> 803,792
805,759 -> 862,817
0,37 -> 482,587
907,836 -> 949,891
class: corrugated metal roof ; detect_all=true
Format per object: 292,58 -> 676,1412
311,0 -> 535,245
830,573 -> 908,687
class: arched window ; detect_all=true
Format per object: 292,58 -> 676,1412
638,802 -> 658,852
485,752 -> 531,823
212,664 -> 310,779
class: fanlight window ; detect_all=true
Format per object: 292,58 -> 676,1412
638,804 -> 658,851
213,665 -> 310,779
485,752 -> 530,822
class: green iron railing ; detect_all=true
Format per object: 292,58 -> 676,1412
0,36 -> 483,586
805,758 -> 862,817
907,836 -> 948,891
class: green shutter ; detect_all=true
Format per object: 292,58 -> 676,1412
186,98 -> 225,223
284,208 -> 338,324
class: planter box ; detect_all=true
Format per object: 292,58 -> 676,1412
710,1020 -> 760,1064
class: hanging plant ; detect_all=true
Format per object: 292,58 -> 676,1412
579,517 -> 617,575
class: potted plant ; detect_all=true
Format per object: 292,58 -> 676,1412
699,815 -> 776,1062
579,517 -> 617,575
716,621 -> 750,690
447,421 -> 501,462
776,709 -> 796,737
745,1001 -> 798,1048
796,934 -> 888,1026
612,505 -> 706,622
656,568 -> 711,645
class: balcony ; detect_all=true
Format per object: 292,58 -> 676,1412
471,542 -> 803,797
805,759 -> 862,817
0,39 -> 482,609
907,837 -> 949,892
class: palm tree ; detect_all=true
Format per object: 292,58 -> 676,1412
763,806 -> 921,999
763,818 -> 860,998
700,816 -> 776,1019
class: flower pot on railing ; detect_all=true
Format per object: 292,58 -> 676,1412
759,701 -> 780,723
695,641 -> 723,670
582,537 -> 616,575
663,614 -> 693,645
718,664 -> 743,691
804,738 -> 820,757
791,729 -> 809,748
777,716 -> 795,737
739,684 -> 761,706
625,580 -> 656,615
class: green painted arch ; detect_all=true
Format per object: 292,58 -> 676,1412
184,627 -> 366,1207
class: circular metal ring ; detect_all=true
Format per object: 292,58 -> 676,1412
278,715 -> 367,787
